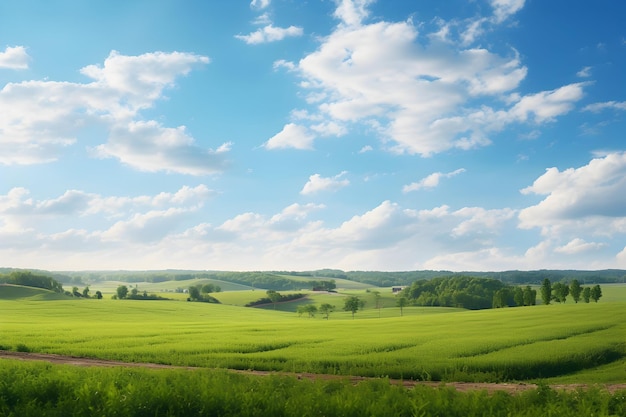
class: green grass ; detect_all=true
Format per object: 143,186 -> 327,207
1,360 -> 624,417
1,292 -> 624,383
0,284 -> 69,301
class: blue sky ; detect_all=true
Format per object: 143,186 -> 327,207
1,0 -> 625,271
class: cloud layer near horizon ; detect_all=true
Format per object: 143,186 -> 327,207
1,151 -> 626,270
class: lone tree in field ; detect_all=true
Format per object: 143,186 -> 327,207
116,285 -> 128,299
540,278 -> 551,305
95,290 -> 103,299
569,279 -> 582,303
590,284 -> 602,302
343,296 -> 364,319
396,296 -> 408,316
266,290 -> 282,309
319,303 -> 335,319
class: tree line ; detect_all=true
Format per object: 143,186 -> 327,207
540,279 -> 602,304
401,276 -> 604,310
0,271 -> 64,293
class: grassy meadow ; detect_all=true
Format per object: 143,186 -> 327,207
1,284 -> 625,384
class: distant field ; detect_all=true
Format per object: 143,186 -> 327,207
1,286 -> 624,384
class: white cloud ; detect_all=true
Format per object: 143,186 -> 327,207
403,168 -> 465,192
334,0 -> 374,27
576,66 -> 592,78
555,238 -> 606,254
508,83 -> 587,123
490,0 -> 526,24
301,172 -> 350,195
0,46 -> 30,69
358,145 -> 373,153
267,1 -> 583,157
235,24 -> 303,44
250,0 -> 270,9
582,101 -> 626,113
519,152 -> 626,235
264,123 -> 315,150
0,50 -> 217,173
94,121 -> 230,175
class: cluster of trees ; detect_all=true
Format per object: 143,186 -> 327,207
245,290 -> 304,308
113,285 -> 168,301
540,279 -> 602,304
0,271 -> 64,293
69,286 -> 103,299
402,276 -> 517,310
187,284 -> 220,303
296,303 -> 336,319
297,296 -> 365,319
308,280 -> 336,291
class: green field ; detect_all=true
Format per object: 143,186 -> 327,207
1,285 -> 624,384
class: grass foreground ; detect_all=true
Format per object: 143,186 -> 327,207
0,359 -> 624,417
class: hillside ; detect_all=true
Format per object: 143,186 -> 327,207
0,284 -> 69,301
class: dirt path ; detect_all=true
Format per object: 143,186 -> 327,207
2,350 -> 624,394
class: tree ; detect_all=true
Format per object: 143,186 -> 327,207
343,296 -> 364,319
492,289 -> 508,308
590,284 -> 602,303
396,296 -> 408,316
95,290 -> 103,300
188,286 -> 201,301
569,279 -> 582,303
116,285 -> 128,299
266,290 -> 282,309
582,286 -> 591,303
131,286 -> 139,297
372,290 -> 382,317
522,286 -> 536,306
201,284 -> 215,294
72,286 -> 81,297
513,286 -> 524,306
540,279 -> 551,305
319,303 -> 335,319
552,282 -> 569,303
303,304 -> 318,318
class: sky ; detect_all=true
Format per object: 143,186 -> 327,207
0,0 -> 625,272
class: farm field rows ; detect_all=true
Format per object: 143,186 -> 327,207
1,291 -> 624,384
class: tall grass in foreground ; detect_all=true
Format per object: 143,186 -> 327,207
0,360 -> 624,417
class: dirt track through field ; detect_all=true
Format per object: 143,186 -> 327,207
1,350 -> 624,394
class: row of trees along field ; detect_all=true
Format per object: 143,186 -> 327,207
400,276 -> 603,310
540,278 -> 602,304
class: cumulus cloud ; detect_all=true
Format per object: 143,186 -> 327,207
266,0 -> 583,156
403,168 -> 466,192
264,123 -> 315,150
0,46 -> 30,69
94,121 -> 229,175
519,152 -> 626,236
301,172 -> 350,195
235,24 -> 303,44
0,50 -> 223,174
334,0 -> 374,27
555,238 -> 606,254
